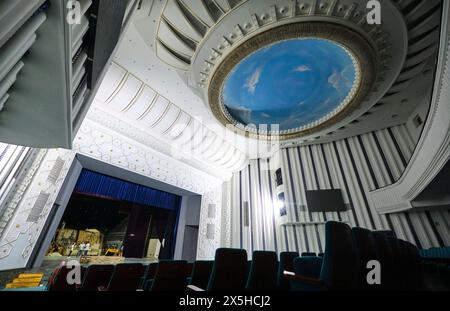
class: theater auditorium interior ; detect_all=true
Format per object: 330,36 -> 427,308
0,0 -> 449,294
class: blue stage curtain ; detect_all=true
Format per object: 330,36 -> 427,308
74,170 -> 180,210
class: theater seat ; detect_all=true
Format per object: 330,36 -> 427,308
277,251 -> 299,290
186,262 -> 194,277
47,266 -> 77,291
206,248 -> 248,291
398,240 -> 422,290
351,227 -> 378,290
320,221 -> 357,290
150,260 -> 189,291
290,256 -> 323,291
372,232 -> 395,290
407,241 -> 423,290
106,263 -> 145,291
386,237 -> 403,289
140,263 -> 157,289
79,264 -> 114,291
189,261 -> 214,289
246,251 -> 278,291
286,222 -> 356,291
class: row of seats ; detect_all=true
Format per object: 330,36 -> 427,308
287,221 -> 424,291
47,249 -> 315,291
47,221 -> 434,291
419,247 -> 450,258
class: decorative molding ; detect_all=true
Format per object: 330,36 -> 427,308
86,105 -> 235,181
74,119 -> 224,195
189,0 -> 407,141
197,185 -> 223,259
0,149 -> 47,239
220,181 -> 231,247
146,0 -> 441,145
369,5 -> 450,214
0,149 -> 75,269
208,22 -> 374,140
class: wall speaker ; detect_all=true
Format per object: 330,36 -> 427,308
208,204 -> 216,218
206,224 -> 215,240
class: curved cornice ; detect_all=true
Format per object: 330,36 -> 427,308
369,2 -> 450,214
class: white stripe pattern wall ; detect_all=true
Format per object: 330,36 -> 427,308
229,124 -> 450,257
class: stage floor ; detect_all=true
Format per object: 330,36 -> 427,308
43,255 -> 157,266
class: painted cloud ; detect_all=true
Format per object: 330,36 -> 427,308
244,66 -> 263,94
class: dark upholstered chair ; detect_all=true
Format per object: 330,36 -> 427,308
189,261 -> 214,289
106,263 -> 145,291
140,262 -> 157,289
79,264 -> 114,291
204,248 -> 248,291
246,251 -> 278,291
48,266 -> 78,291
277,251 -> 299,290
290,256 -> 323,291
386,237 -> 403,289
351,227 -> 378,290
284,221 -> 357,290
320,221 -> 357,290
397,240 -> 422,290
186,262 -> 194,277
372,232 -> 395,290
150,260 -> 189,291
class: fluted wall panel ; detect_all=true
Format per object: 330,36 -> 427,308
229,124 -> 450,257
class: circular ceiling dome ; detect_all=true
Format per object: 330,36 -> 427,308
221,38 -> 360,134
208,22 -> 377,140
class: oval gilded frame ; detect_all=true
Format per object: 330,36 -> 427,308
208,22 -> 378,141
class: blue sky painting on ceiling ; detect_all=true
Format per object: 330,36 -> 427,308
222,38 -> 359,132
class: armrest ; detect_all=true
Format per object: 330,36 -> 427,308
187,285 -> 205,292
283,271 -> 322,286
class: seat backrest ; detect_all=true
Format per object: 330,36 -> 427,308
320,221 -> 357,290
141,262 -> 158,288
80,265 -> 114,291
291,256 -> 323,291
107,263 -> 145,291
48,266 -> 76,291
385,237 -> 403,289
397,239 -> 421,290
372,232 -> 395,290
294,256 -> 322,277
189,260 -> 214,289
405,241 -> 422,290
150,260 -> 189,291
301,252 -> 317,257
246,251 -> 278,291
186,262 -> 194,276
277,251 -> 299,290
207,248 -> 248,291
351,227 -> 378,290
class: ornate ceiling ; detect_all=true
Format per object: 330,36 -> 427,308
92,0 -> 443,174
133,0 -> 441,144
